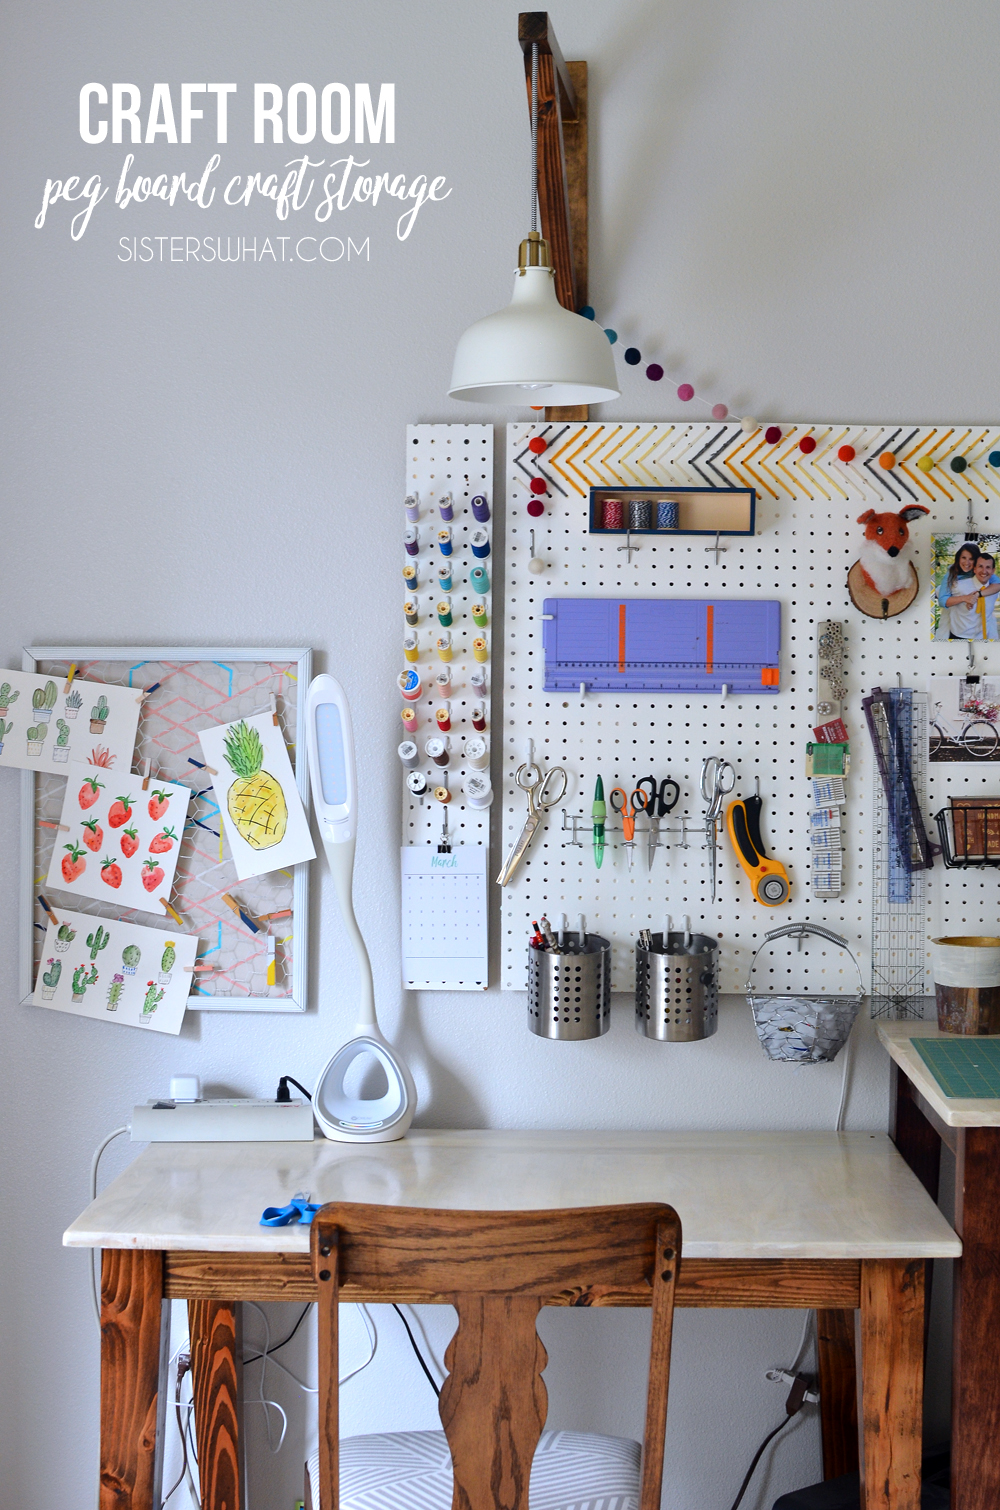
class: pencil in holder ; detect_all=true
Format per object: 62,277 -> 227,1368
528,932 -> 611,1041
635,931 -> 719,1042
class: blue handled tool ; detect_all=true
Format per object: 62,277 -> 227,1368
259,1192 -> 320,1227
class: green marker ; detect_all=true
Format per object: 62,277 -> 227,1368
592,776 -> 607,868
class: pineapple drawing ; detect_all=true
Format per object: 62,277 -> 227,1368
222,720 -> 288,850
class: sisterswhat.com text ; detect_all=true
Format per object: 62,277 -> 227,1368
34,81 -> 451,244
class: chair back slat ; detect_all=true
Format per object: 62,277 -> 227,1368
311,1202 -> 681,1510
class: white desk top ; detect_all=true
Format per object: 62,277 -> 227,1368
877,1020 -> 1000,1127
63,1129 -> 960,1261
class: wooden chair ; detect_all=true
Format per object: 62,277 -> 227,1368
308,1201 -> 681,1510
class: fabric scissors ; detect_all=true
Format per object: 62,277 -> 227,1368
634,775 -> 680,871
700,756 -> 736,902
497,762 -> 568,885
259,1192 -> 320,1227
609,786 -> 643,870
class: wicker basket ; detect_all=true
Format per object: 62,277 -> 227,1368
746,923 -> 864,1063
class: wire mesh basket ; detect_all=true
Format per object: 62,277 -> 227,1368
528,932 -> 611,1041
746,923 -> 864,1063
635,931 -> 719,1042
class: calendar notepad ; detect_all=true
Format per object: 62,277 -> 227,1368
401,846 -> 488,990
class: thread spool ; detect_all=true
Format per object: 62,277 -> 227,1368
438,563 -> 453,591
602,498 -> 624,530
406,769 -> 428,796
470,564 -> 490,594
472,637 -> 488,663
400,706 -> 418,733
438,493 -> 454,522
465,772 -> 493,808
464,735 -> 489,769
470,528 -> 491,558
592,498 -> 604,529
657,499 -> 679,530
629,498 -> 652,531
402,562 -> 418,590
397,740 -> 419,768
403,631 -> 419,663
436,599 -> 453,627
472,602 -> 488,627
433,785 -> 452,804
435,704 -> 452,733
403,600 -> 419,626
437,528 -> 453,556
398,668 -> 422,701
435,666 -> 452,693
471,494 -> 490,523
471,666 -> 487,692
436,632 -> 453,662
426,737 -> 450,768
471,705 -> 487,731
403,526 -> 419,556
404,494 -> 420,523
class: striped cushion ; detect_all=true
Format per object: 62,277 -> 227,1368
307,1429 -> 641,1510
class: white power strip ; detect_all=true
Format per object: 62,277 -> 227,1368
131,1097 -> 315,1142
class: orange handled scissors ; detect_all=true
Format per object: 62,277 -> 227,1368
609,787 -> 641,870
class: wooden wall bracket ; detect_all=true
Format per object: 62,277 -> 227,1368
518,12 -> 590,423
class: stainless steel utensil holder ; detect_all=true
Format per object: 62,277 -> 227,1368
635,931 -> 719,1042
528,933 -> 611,1040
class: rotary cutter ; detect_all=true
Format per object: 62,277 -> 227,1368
725,779 -> 790,906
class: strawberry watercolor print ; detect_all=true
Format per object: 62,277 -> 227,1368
46,760 -> 191,915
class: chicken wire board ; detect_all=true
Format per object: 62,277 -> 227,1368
401,425 -> 493,989
19,647 -> 312,1012
500,421 -> 1000,998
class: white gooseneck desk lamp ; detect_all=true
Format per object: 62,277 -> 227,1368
306,673 -> 416,1143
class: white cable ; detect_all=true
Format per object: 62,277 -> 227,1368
340,1304 -> 379,1386
243,1301 -> 287,1453
835,1030 -> 854,1132
789,1309 -> 814,1374
89,1125 -> 129,1325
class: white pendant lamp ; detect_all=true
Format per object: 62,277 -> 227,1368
448,45 -> 620,408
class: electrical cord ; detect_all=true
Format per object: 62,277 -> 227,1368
276,1075 -> 312,1103
89,1125 -> 129,1325
163,1354 -> 200,1507
393,1304 -> 441,1397
243,1303 -> 312,1365
726,1373 -> 811,1510
835,1030 -> 854,1132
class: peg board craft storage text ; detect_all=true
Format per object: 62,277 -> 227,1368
500,422 -> 1000,996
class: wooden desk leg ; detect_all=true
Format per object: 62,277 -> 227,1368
952,1127 -> 1000,1510
857,1259 -> 924,1510
100,1249 -> 169,1510
816,1308 -> 859,1479
189,1299 -> 244,1510
889,1064 -> 943,1357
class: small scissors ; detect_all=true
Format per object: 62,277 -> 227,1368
634,775 -> 680,871
610,786 -> 643,870
497,762 -> 568,886
700,756 -> 736,902
259,1192 -> 320,1227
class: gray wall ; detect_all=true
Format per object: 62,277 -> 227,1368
2,1 -> 991,1504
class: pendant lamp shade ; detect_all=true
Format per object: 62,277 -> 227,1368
448,260 -> 621,407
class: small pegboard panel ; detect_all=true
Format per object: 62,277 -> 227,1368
401,424 -> 494,988
21,648 -> 310,1011
500,421 -> 1000,996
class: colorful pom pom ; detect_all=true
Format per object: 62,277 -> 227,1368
740,417 -> 757,434
799,436 -> 816,454
951,455 -> 968,473
917,455 -> 934,473
879,452 -> 896,470
990,452 -> 1000,468
646,364 -> 664,381
765,426 -> 782,445
528,438 -> 547,455
605,329 -> 617,344
624,348 -> 641,365
529,477 -> 547,494
838,445 -> 856,463
712,404 -> 728,421
677,383 -> 694,402
579,306 -> 595,320
526,499 -> 545,517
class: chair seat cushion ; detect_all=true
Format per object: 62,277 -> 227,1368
307,1428 -> 641,1510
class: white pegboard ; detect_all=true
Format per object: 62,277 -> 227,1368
500,421 -> 1000,995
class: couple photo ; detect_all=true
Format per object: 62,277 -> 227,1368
931,533 -> 1000,640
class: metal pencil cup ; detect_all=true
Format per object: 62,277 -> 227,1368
528,933 -> 611,1040
635,932 -> 719,1042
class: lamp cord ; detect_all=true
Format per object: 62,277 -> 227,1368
530,42 -> 539,233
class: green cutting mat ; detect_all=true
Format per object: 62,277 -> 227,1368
912,1037 -> 1000,1098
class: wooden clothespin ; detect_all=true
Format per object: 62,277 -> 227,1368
37,894 -> 59,927
183,962 -> 218,973
63,663 -> 77,694
188,757 -> 218,776
38,820 -> 70,833
266,935 -> 276,986
221,892 -> 260,934
141,758 -> 152,791
270,694 -> 279,727
257,908 -> 292,922
159,896 -> 184,926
